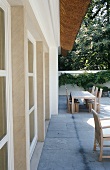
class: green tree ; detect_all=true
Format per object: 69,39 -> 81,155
58,0 -> 110,70
58,51 -> 74,70
72,0 -> 110,70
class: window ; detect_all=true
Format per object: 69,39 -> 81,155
0,7 -> 5,70
0,2 -> 13,170
0,7 -> 8,170
0,77 -> 6,140
27,32 -> 37,159
28,40 -> 35,144
0,143 -> 8,170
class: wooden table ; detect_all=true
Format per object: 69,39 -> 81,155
71,91 -> 96,113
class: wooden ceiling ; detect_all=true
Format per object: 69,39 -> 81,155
60,0 -> 91,52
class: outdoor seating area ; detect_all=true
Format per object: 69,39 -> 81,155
65,85 -> 104,114
37,96 -> 110,170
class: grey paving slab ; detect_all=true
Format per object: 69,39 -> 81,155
37,96 -> 110,170
74,123 -> 94,131
88,162 -> 110,170
38,149 -> 85,170
48,122 -> 68,131
50,116 -> 74,123
46,130 -> 77,138
43,138 -> 79,150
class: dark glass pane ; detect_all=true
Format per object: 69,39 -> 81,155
29,77 -> 34,110
0,143 -> 8,170
0,8 -> 5,70
28,40 -> 33,73
29,111 -> 35,144
0,77 -> 6,140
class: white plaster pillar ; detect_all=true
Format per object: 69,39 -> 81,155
36,41 -> 45,141
45,52 -> 50,120
11,6 -> 28,170
49,47 -> 58,115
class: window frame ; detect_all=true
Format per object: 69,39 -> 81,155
0,1 -> 14,170
26,31 -> 37,160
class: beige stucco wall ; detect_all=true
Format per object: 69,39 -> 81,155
3,1 -> 59,169
10,2 -> 50,170
36,41 -> 45,142
11,6 -> 27,170
45,52 -> 50,120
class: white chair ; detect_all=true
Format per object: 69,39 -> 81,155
89,87 -> 99,112
91,86 -> 95,95
65,88 -> 72,113
65,88 -> 79,113
92,109 -> 110,161
86,86 -> 96,112
94,87 -> 98,97
88,87 -> 102,112
97,88 -> 103,112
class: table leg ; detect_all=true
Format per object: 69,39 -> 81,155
72,97 -> 75,113
94,97 -> 96,111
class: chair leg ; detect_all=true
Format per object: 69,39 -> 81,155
85,99 -> 88,108
88,103 -> 92,112
68,103 -> 70,113
93,138 -> 96,151
70,104 -> 72,113
92,103 -> 95,109
99,143 -> 103,161
72,103 -> 75,113
67,100 -> 69,112
75,103 -> 79,112
67,102 -> 72,113
97,103 -> 100,112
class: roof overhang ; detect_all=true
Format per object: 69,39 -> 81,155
60,0 -> 91,52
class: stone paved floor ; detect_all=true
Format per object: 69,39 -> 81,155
37,96 -> 110,170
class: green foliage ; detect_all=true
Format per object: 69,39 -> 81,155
58,0 -> 110,71
59,73 -> 76,87
102,86 -> 109,92
86,82 -> 95,88
59,70 -> 110,90
96,85 -> 109,92
72,0 -> 110,70
58,52 -> 74,71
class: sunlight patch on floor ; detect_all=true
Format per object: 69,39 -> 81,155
87,118 -> 95,128
101,104 -> 110,112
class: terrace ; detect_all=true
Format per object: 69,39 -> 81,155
1,1 -> 109,170
31,95 -> 110,170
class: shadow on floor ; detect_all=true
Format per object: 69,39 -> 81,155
37,96 -> 110,170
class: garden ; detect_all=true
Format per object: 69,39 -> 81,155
59,70 -> 110,96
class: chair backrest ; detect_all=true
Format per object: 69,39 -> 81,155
66,88 -> 68,98
92,109 -> 103,145
98,88 -> 103,102
66,88 -> 72,101
91,86 -> 95,95
66,88 -> 70,100
94,87 -> 98,97
99,88 -> 103,98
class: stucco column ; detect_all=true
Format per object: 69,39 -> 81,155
36,41 -> 45,141
49,47 -> 58,115
45,52 -> 50,120
11,6 -> 28,170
